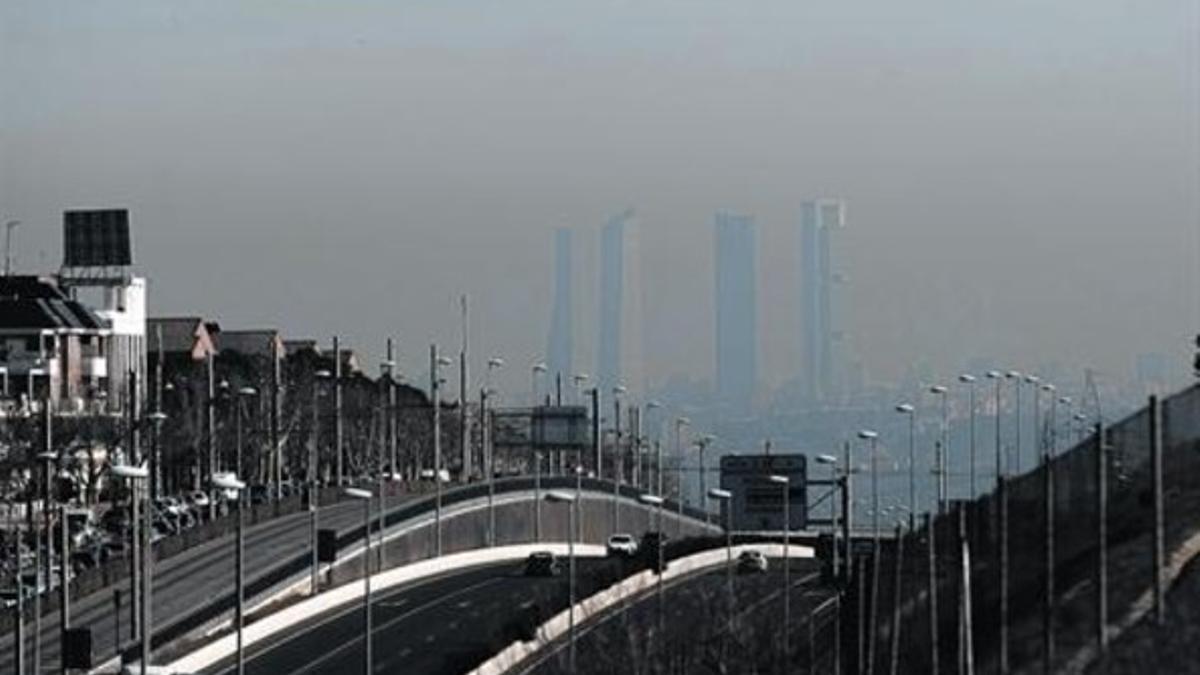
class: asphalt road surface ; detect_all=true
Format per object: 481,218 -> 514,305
0,498 -> 375,673
526,557 -> 834,675
210,558 -> 609,675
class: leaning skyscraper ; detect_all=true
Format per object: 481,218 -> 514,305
800,199 -> 845,403
545,227 -> 574,387
713,211 -> 757,414
596,209 -> 643,394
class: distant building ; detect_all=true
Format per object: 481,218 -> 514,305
147,317 -> 218,364
713,211 -> 757,414
596,209 -> 643,393
213,329 -> 286,362
0,275 -> 109,411
800,199 -> 845,403
546,227 -> 574,388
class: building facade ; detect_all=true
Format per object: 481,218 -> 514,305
714,211 -> 757,414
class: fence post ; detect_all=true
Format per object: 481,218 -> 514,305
927,512 -> 939,675
1150,395 -> 1165,625
1096,422 -> 1108,653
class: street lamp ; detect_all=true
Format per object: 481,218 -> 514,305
959,374 -> 978,498
708,487 -> 734,633
481,384 -> 500,546
928,385 -> 949,512
344,487 -> 375,675
858,429 -> 881,674
767,474 -> 791,664
695,434 -> 717,525
643,401 -> 662,495
432,348 -> 453,556
112,462 -> 150,675
1006,371 -> 1024,473
234,386 -> 257,483
987,371 -> 1005,487
213,473 -> 247,675
32,450 -> 57,675
611,385 -> 627,531
673,416 -> 690,535
638,492 -> 667,634
572,373 -> 589,405
894,403 -> 916,527
310,369 -> 332,595
815,453 -> 842,576
546,490 -> 578,673
531,362 -> 548,406
1057,396 -> 1073,454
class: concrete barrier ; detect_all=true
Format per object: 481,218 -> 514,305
470,543 -> 815,675
159,543 -> 605,675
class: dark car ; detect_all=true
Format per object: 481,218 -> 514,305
736,550 -> 769,574
523,551 -> 561,577
639,531 -> 670,572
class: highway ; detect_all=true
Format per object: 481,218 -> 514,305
0,498 -> 372,673
525,557 -> 833,675
209,558 -> 610,675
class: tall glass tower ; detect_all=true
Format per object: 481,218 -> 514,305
714,211 -> 757,413
800,199 -> 845,403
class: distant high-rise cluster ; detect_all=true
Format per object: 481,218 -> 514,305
800,199 -> 845,403
713,211 -> 757,413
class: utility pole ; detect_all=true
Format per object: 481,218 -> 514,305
460,295 -> 470,481
591,388 -> 601,476
271,336 -> 281,499
334,336 -> 343,487
387,338 -> 397,478
206,351 -> 216,510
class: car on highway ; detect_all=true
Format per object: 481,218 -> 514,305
187,490 -> 211,511
606,533 -> 638,557
736,550 -> 769,574
523,551 -> 562,577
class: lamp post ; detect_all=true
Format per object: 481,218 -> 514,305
531,362 -> 548,406
695,434 -> 716,526
33,449 -> 56,675
708,487 -> 734,633
673,417 -> 689,535
432,348 -> 453,556
310,369 -> 331,594
213,473 -> 247,675
1057,397 -> 1072,454
987,371 -> 1004,487
1026,375 -> 1042,466
546,490 -> 578,673
638,493 -> 667,635
343,487 -> 375,675
611,384 -> 626,530
959,374 -> 978,499
858,430 -> 880,675
928,385 -> 949,512
767,474 -> 791,665
112,462 -> 150,675
642,400 -> 661,493
815,453 -> 841,576
572,373 -> 589,406
895,403 -> 916,527
234,387 -> 257,483
1006,371 -> 1023,474
481,384 -> 499,545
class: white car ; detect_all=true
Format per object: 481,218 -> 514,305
187,491 -> 212,509
606,533 -> 638,557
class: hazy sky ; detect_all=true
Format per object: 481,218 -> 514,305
3,1 -> 1197,396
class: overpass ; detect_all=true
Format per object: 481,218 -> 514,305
0,476 -> 717,673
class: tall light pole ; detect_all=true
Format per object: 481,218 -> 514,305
432,348 -> 452,556
546,490 -> 578,673
708,488 -> 734,634
481,383 -> 499,545
768,474 -> 791,665
34,449 -> 56,675
858,430 -> 880,675
344,487 -> 375,674
815,453 -> 842,578
638,493 -> 667,635
987,371 -> 1004,487
572,373 -> 589,406
929,385 -> 949,512
213,473 -> 247,675
960,374 -> 978,498
1057,396 -> 1073,454
531,362 -> 548,406
695,434 -> 716,525
895,403 -> 916,528
310,369 -> 331,594
377,357 -> 398,572
674,417 -> 689,534
643,400 -> 662,495
1039,381 -> 1057,672
112,462 -> 150,675
611,384 -> 626,531
3,219 -> 18,276
234,386 -> 257,483
1006,371 -> 1023,474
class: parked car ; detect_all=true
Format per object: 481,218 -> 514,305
737,550 -> 769,574
187,490 -> 212,511
606,533 -> 638,557
523,551 -> 561,577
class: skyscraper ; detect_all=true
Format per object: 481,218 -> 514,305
714,211 -> 757,413
800,199 -> 845,403
596,209 -> 643,394
546,227 -> 574,385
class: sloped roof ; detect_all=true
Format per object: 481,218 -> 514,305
0,277 -> 106,331
147,317 -> 216,357
218,329 -> 284,359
